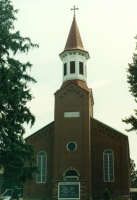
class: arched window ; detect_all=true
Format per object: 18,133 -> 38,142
37,151 -> 47,183
63,168 -> 80,180
103,149 -> 114,182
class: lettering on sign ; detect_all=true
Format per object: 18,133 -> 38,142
64,112 -> 80,118
58,182 -> 80,199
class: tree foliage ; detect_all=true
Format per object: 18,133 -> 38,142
123,35 -> 137,132
130,159 -> 137,188
0,0 -> 38,190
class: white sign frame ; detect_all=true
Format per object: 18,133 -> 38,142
58,182 -> 80,200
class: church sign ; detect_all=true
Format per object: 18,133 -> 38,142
58,182 -> 80,199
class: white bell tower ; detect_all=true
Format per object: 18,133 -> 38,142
59,7 -> 90,84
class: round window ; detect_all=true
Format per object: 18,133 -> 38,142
67,142 -> 77,151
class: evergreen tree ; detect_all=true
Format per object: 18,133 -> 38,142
103,188 -> 111,200
130,159 -> 137,188
0,0 -> 38,191
123,35 -> 137,131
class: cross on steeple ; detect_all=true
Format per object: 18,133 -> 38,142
70,5 -> 79,17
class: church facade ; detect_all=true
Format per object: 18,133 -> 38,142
23,11 -> 130,200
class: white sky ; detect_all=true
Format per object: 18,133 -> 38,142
12,0 -> 137,165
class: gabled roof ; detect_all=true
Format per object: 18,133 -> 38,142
25,121 -> 54,139
91,117 -> 128,137
54,81 -> 90,95
60,79 -> 89,92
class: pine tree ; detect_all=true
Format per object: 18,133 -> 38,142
0,0 -> 38,191
130,159 -> 137,188
123,35 -> 137,132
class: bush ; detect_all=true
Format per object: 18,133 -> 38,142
103,188 -> 111,200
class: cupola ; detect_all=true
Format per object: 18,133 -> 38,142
59,7 -> 90,86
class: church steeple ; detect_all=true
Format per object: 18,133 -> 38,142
59,8 -> 90,89
64,17 -> 85,52
60,16 -> 89,58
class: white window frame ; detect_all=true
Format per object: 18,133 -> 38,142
103,149 -> 114,182
36,151 -> 47,183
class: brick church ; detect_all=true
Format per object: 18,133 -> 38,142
24,8 -> 130,200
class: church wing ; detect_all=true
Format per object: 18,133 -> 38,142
90,117 -> 130,197
24,122 -> 54,197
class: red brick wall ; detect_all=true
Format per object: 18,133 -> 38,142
53,83 -> 93,196
91,118 -> 130,198
23,122 -> 54,198
23,82 -> 130,200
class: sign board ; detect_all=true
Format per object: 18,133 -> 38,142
58,182 -> 80,200
64,112 -> 80,118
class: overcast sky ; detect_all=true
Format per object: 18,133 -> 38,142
12,0 -> 137,165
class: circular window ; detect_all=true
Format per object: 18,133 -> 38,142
67,142 -> 77,151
